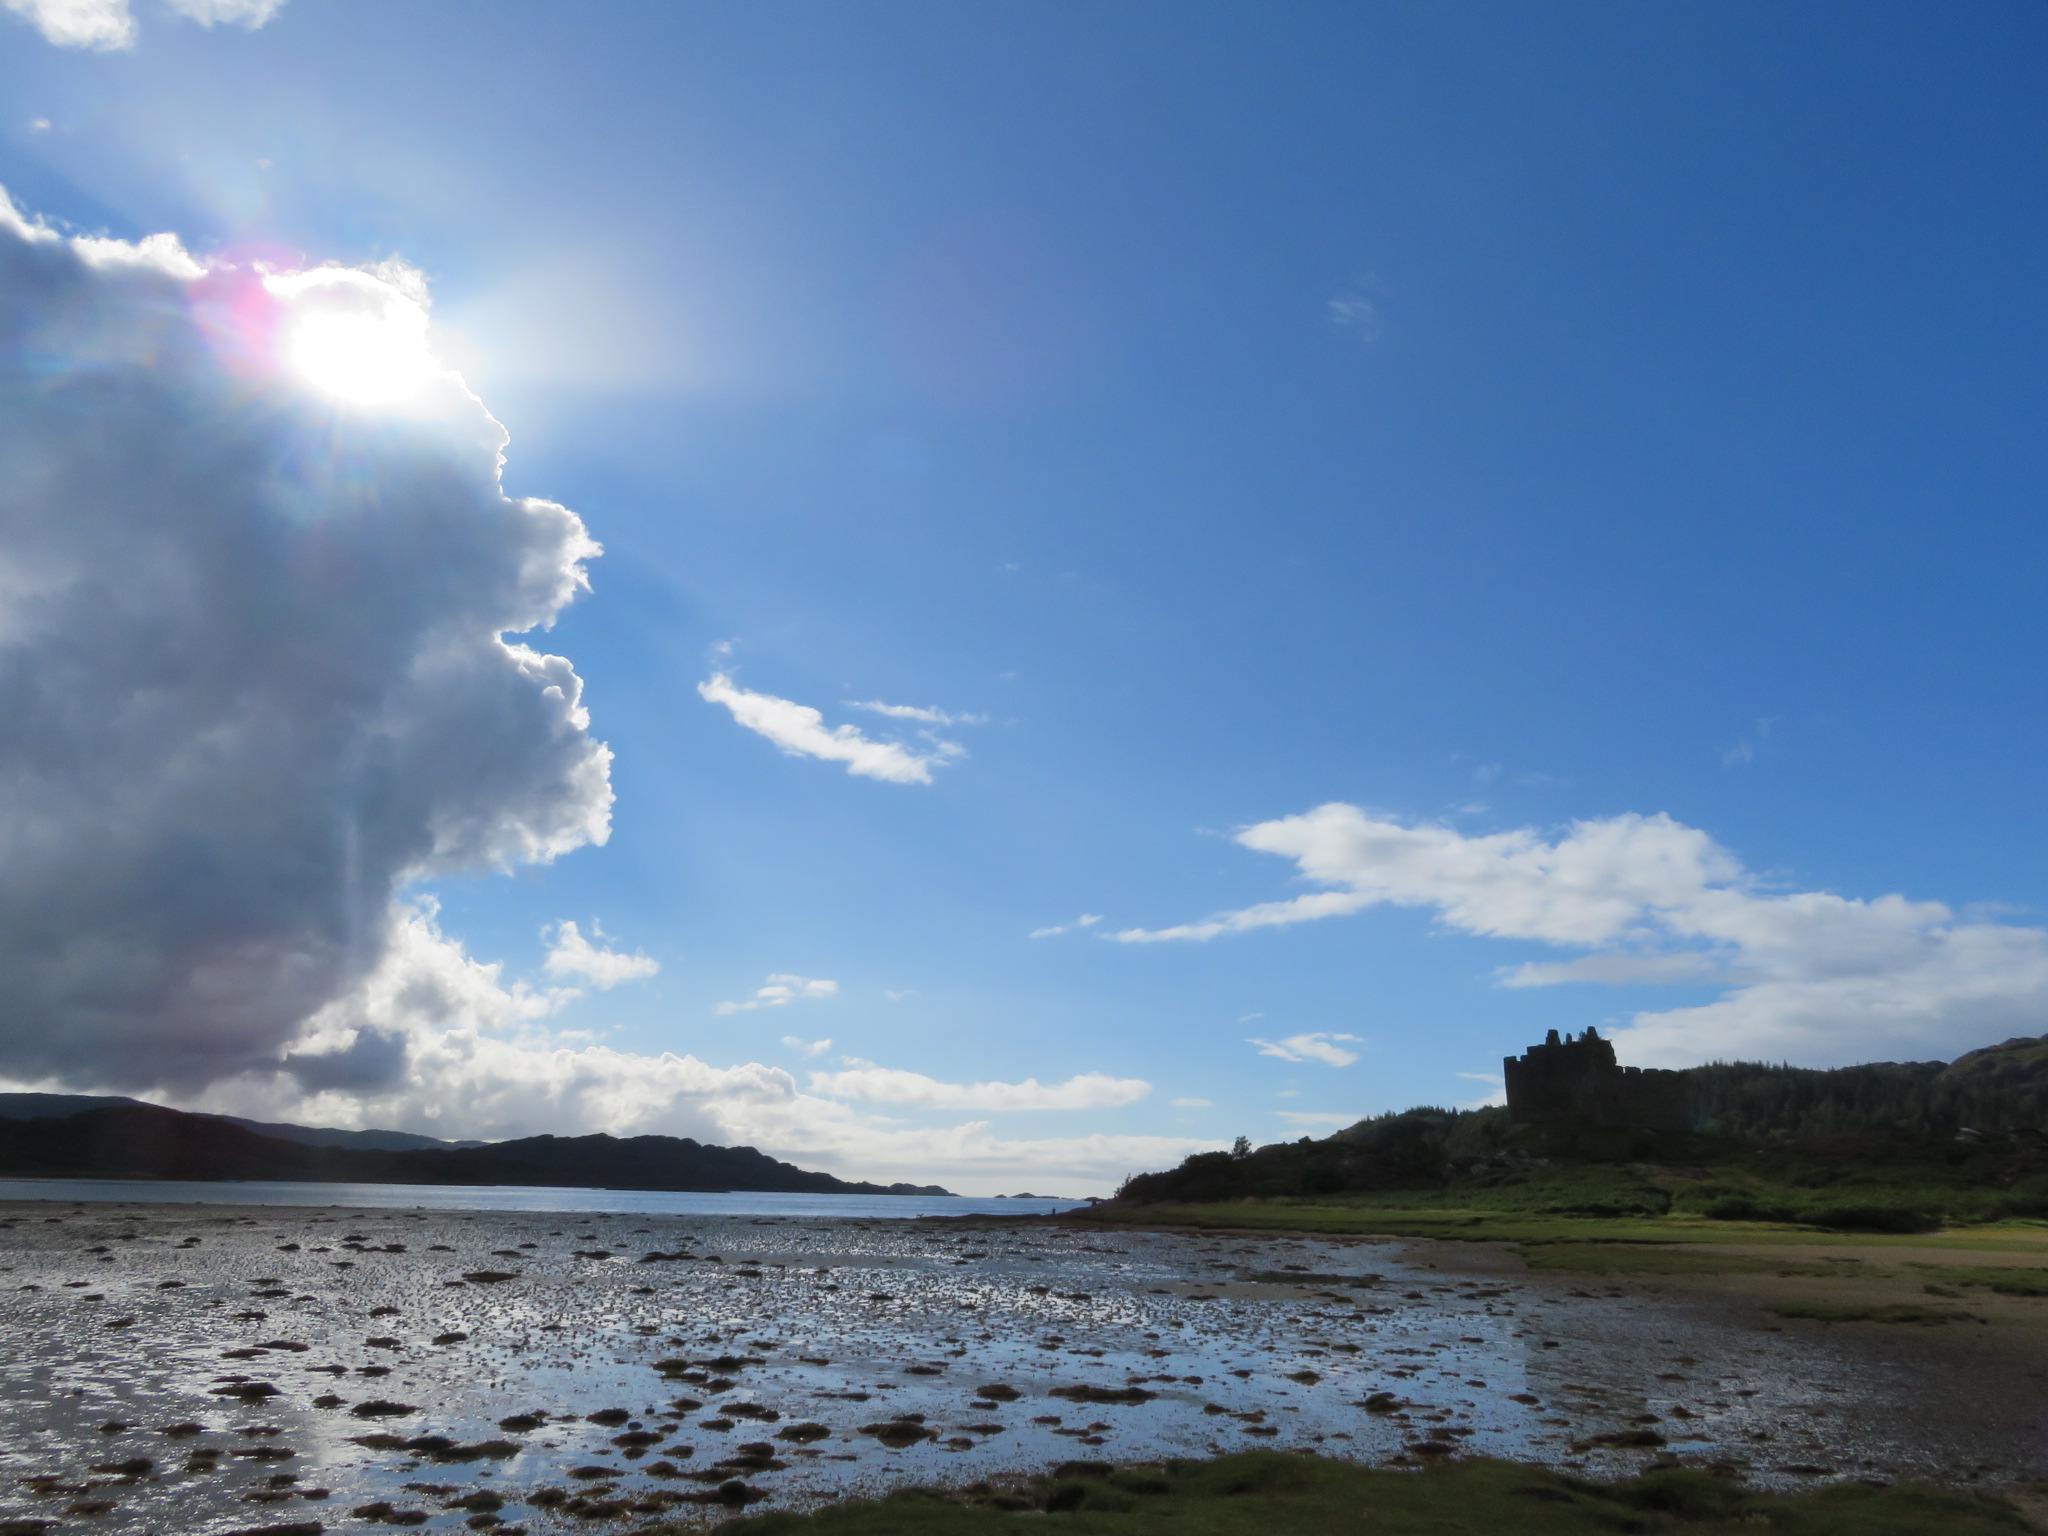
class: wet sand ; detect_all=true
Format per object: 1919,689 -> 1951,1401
0,1200 -> 2037,1534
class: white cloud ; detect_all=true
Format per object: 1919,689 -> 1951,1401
542,921 -> 658,990
1276,1111 -> 1359,1128
699,673 -> 963,784
5,0 -> 281,48
716,974 -> 838,1016
137,904 -> 1194,1193
845,699 -> 985,727
1030,913 -> 1102,939
6,0 -> 134,46
1171,1097 -> 1212,1108
1121,800 -> 2048,1068
1248,1032 -> 1362,1067
1457,1071 -> 1508,1110
806,1065 -> 1150,1112
0,193 -> 611,1096
781,1036 -> 834,1058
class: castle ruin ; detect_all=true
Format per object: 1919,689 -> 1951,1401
1503,1027 -> 1689,1133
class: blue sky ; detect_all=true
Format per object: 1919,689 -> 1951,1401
2,1 -> 2046,1191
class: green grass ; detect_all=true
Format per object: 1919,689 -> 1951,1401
1909,1265 -> 2048,1296
1074,1199 -> 1698,1243
1077,1197 -> 2048,1252
698,1451 -> 2026,1536
1769,1301 -> 1983,1326
1516,1243 -> 1840,1276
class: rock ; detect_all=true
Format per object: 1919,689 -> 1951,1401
859,1417 -> 937,1448
1049,1385 -> 1156,1406
1571,1429 -> 1668,1452
349,1503 -> 428,1526
86,1458 -> 151,1477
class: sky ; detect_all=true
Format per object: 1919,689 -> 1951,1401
0,1 -> 2044,1194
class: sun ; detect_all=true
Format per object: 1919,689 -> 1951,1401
266,267 -> 441,407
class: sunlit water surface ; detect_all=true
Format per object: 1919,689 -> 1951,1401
0,1196 -> 2013,1534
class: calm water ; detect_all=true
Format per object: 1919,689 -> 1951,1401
0,1176 -> 1090,1218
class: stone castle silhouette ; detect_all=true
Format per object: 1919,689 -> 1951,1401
1503,1027 -> 1689,1133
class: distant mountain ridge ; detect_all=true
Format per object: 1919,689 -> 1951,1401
0,1093 -> 484,1153
0,1101 -> 951,1196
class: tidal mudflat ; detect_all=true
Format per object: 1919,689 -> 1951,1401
0,1200 -> 2030,1534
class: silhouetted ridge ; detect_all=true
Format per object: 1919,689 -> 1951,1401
0,1103 -> 950,1195
1113,1034 -> 2048,1206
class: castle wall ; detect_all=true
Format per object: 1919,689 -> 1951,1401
1503,1028 -> 1689,1133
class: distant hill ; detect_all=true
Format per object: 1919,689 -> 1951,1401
0,1093 -> 482,1153
0,1102 -> 951,1196
1686,1036 -> 2048,1139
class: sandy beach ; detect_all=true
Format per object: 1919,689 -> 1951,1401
0,1198 -> 2041,1534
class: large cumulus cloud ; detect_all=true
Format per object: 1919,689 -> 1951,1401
0,197 -> 1193,1195
0,193 -> 612,1094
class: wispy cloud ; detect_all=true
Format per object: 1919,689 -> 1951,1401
808,1062 -> 1151,1112
1723,716 -> 1776,768
699,673 -> 962,784
716,974 -> 838,1016
845,699 -> 986,727
542,921 -> 658,989
1171,1096 -> 1212,1108
781,1036 -> 834,1058
1029,913 -> 1102,939
1248,1032 -> 1362,1067
1327,276 -> 1384,342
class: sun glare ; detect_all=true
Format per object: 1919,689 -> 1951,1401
287,306 -> 437,406
266,267 -> 441,408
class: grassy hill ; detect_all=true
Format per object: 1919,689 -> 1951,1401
1104,1036 -> 2048,1238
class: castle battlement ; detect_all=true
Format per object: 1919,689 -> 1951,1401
1503,1027 -> 1688,1133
